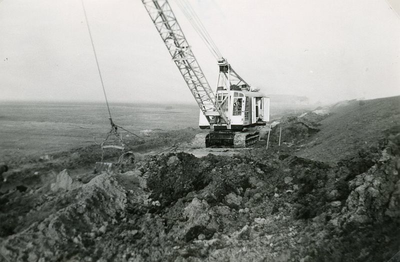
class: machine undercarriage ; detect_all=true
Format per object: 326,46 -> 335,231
192,129 -> 264,148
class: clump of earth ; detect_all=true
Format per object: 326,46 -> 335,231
1,96 -> 400,261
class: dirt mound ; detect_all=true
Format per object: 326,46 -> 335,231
270,114 -> 322,146
297,96 -> 400,162
145,153 -> 253,207
1,124 -> 399,261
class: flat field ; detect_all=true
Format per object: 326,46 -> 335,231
0,102 -> 199,161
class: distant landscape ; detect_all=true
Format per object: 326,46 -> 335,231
0,101 -> 199,161
0,98 -> 317,161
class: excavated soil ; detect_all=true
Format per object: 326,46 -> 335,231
1,96 -> 400,262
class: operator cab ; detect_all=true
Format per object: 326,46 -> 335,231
199,89 -> 270,130
199,58 -> 270,130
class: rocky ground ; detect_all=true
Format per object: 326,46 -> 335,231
0,96 -> 400,262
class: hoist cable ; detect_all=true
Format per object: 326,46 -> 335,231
186,1 -> 222,58
80,0 -> 113,120
80,0 -> 145,144
178,0 -> 221,59
175,0 -> 218,59
181,0 -> 222,58
115,124 -> 145,140
175,0 -> 222,60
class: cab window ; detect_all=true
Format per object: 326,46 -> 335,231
233,98 -> 243,116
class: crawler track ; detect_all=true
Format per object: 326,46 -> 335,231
192,130 -> 260,148
233,131 -> 260,147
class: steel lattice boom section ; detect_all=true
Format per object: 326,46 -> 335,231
142,0 -> 228,125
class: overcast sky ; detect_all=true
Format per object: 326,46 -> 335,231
0,0 -> 399,104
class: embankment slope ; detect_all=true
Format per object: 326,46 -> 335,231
297,96 -> 400,162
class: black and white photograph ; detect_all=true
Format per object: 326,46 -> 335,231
0,0 -> 400,261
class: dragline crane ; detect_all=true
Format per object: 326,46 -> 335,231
142,0 -> 270,147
